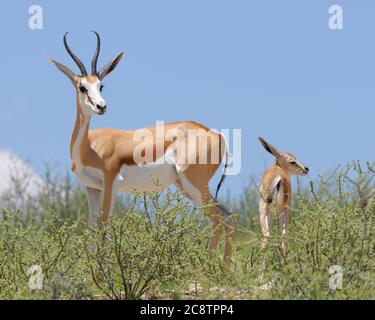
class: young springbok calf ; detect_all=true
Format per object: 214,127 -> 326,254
258,137 -> 309,255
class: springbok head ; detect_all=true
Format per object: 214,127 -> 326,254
259,137 -> 309,176
49,32 -> 124,116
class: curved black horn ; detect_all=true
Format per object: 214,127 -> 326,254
91,31 -> 101,76
63,32 -> 87,76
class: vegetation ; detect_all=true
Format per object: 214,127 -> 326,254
1,161 -> 375,299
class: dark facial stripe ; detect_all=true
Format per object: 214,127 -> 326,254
86,93 -> 95,108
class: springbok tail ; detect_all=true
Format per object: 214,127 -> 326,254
215,150 -> 231,200
261,176 -> 282,204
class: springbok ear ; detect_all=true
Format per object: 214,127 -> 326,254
98,51 -> 124,80
258,137 -> 282,158
48,57 -> 77,85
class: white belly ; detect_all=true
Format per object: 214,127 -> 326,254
74,162 -> 178,194
118,162 -> 178,194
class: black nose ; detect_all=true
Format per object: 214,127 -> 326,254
96,105 -> 106,112
305,167 -> 309,173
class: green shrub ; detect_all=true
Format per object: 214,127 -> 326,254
0,191 -> 211,300
0,210 -> 93,299
85,191 -> 210,300
1,161 -> 375,299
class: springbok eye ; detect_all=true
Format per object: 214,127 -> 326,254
100,85 -> 104,92
79,86 -> 87,94
290,161 -> 297,165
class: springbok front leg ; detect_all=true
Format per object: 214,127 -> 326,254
86,187 -> 103,227
102,177 -> 118,224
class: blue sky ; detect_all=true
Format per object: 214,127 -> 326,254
0,0 -> 374,196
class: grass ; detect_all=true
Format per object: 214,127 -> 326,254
1,161 -> 375,299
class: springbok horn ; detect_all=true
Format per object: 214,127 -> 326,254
91,31 -> 101,76
63,32 -> 87,76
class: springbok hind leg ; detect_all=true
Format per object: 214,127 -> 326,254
214,199 -> 235,265
175,166 -> 235,265
279,208 -> 290,257
205,203 -> 224,257
203,193 -> 235,266
259,199 -> 273,284
259,199 -> 273,250
175,174 -> 225,259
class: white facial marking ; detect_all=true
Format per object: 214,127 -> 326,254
79,78 -> 106,115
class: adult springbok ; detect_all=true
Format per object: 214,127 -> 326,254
48,32 -> 235,263
258,137 -> 309,256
